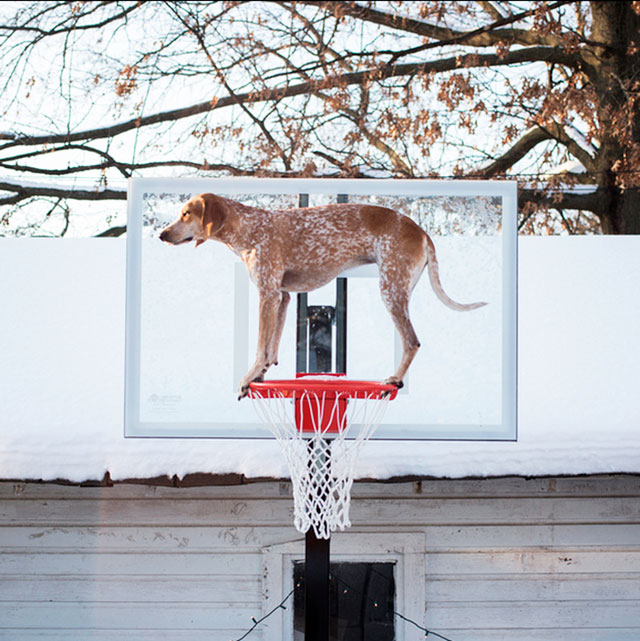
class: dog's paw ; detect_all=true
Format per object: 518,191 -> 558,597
237,379 -> 252,401
237,375 -> 264,401
383,376 -> 404,390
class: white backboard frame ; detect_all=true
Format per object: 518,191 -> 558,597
125,177 -> 517,441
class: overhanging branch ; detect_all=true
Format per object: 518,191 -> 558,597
0,46 -> 579,151
538,122 -> 597,172
0,180 -> 126,202
520,186 -> 606,216
0,1 -> 141,37
480,123 -> 596,177
300,0 -> 574,50
481,127 -> 554,176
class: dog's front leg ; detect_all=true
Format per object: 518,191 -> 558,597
267,291 -> 290,367
238,291 -> 283,399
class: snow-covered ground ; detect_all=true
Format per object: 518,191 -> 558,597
1,236 -> 639,482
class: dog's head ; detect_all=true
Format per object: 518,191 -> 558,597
159,193 -> 226,247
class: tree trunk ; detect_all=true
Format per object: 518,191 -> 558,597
599,188 -> 640,235
589,1 -> 640,233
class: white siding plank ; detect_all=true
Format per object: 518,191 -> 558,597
1,481 -> 290,501
426,575 -> 640,601
4,496 -> 639,526
1,633 -> 256,641
4,476 -> 639,500
424,601 -> 640,629
415,628 -> 640,641
425,549 -> 640,575
421,523 -> 640,549
0,525 -> 297,552
0,603 -> 262,630
0,552 -> 260,575
0,575 -> 260,603
352,496 -> 640,525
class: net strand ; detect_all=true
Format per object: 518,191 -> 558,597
250,387 -> 392,539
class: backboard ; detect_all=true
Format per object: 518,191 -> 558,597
125,177 -> 517,440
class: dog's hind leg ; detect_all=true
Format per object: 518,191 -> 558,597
377,257 -> 426,388
381,292 -> 421,388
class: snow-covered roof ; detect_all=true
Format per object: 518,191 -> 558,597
1,236 -> 639,482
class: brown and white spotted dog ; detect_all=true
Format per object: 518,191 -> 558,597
160,193 -> 486,398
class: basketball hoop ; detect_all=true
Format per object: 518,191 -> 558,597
248,375 -> 398,539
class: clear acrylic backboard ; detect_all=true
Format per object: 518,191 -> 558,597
124,178 -> 517,440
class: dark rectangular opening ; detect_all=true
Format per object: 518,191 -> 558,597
293,561 -> 395,641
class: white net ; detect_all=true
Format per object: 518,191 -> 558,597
249,382 -> 394,539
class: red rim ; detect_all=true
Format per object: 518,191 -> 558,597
248,378 -> 398,400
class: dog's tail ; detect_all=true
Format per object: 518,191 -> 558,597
425,234 -> 487,311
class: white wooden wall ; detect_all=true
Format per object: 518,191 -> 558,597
1,475 -> 639,640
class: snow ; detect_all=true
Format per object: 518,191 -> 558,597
564,124 -> 599,155
0,175 -> 127,194
1,236 -> 640,482
543,159 -> 586,176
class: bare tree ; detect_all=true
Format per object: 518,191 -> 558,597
1,1 -> 639,235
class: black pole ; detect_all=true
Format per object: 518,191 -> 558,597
297,293 -> 308,373
307,306 -> 334,373
335,278 -> 347,374
305,529 -> 331,641
297,193 -> 310,374
336,194 -> 348,375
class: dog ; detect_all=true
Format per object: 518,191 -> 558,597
159,193 -> 486,398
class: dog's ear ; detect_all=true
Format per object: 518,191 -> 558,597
199,193 -> 226,241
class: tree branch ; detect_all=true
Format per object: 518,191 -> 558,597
0,46 -> 580,151
480,121 -> 596,177
95,224 -> 126,238
298,0 -> 575,51
538,121 -> 597,171
0,180 -> 126,203
0,157 -> 250,177
481,127 -> 554,176
0,143 -> 133,178
478,1 -> 508,21
0,1 -> 141,37
520,186 -> 607,216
